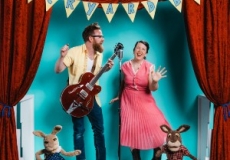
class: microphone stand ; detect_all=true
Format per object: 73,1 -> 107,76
118,52 -> 122,160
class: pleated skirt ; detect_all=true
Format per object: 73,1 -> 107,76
120,88 -> 169,150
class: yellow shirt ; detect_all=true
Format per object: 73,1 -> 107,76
63,44 -> 103,106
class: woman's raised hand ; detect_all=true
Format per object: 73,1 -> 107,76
151,66 -> 167,82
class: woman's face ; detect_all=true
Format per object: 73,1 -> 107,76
133,42 -> 147,61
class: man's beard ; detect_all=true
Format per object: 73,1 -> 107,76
93,43 -> 104,53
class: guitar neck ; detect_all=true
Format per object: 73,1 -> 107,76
90,52 -> 117,86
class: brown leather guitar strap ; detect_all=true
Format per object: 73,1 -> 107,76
91,54 -> 98,74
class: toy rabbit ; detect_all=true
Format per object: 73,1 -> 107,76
155,124 -> 197,160
33,125 -> 81,160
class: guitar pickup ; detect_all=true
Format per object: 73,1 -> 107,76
86,83 -> 93,91
79,89 -> 88,99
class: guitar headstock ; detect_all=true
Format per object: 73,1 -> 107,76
114,42 -> 124,54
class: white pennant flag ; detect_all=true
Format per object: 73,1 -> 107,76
169,0 -> 183,12
45,0 -> 58,11
141,0 -> 158,19
122,2 -> 139,22
83,1 -> 99,20
194,0 -> 200,5
101,3 -> 119,23
64,0 -> 80,18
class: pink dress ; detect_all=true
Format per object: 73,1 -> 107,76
120,60 -> 170,150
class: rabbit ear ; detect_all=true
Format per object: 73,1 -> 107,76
51,125 -> 62,135
160,124 -> 171,133
177,125 -> 190,133
33,131 -> 46,138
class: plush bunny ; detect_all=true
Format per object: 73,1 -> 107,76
155,124 -> 197,160
33,125 -> 81,160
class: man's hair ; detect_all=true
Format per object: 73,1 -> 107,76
82,22 -> 101,42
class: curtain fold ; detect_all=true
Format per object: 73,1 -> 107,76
183,0 -> 230,159
0,0 -> 51,160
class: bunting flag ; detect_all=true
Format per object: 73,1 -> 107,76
169,0 -> 183,12
45,0 -> 58,11
83,1 -> 99,20
101,3 -> 119,23
64,0 -> 80,18
28,0 -> 200,21
141,0 -> 158,19
194,0 -> 200,5
122,2 -> 139,22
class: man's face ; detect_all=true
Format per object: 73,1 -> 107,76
92,29 -> 104,53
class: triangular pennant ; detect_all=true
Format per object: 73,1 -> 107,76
141,0 -> 158,19
194,0 -> 200,5
101,3 -> 119,23
169,0 -> 183,12
45,0 -> 58,11
27,0 -> 32,3
122,2 -> 139,22
64,0 -> 80,18
83,1 -> 99,20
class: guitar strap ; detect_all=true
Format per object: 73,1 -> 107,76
91,54 -> 98,74
66,54 -> 98,85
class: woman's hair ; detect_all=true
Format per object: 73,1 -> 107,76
82,22 -> 101,42
133,40 -> 150,53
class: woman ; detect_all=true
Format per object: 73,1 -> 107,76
110,40 -> 170,160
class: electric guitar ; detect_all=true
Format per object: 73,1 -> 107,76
60,43 -> 124,118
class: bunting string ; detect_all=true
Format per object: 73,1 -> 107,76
27,0 -> 200,22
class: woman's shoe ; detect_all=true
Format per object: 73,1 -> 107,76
131,149 -> 141,160
152,147 -> 161,160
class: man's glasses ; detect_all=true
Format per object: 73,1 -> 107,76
91,35 -> 104,38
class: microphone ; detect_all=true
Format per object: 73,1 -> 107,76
114,42 -> 124,70
118,49 -> 123,70
118,49 -> 123,60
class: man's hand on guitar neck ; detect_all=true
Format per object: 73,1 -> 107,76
106,59 -> 114,71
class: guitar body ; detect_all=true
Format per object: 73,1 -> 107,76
60,72 -> 101,118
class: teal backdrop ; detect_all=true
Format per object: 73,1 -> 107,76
28,1 -> 203,160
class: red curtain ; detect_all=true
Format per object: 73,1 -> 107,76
0,0 -> 51,160
183,0 -> 230,159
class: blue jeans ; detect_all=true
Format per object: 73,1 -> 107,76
72,99 -> 106,160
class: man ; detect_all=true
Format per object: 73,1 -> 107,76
55,22 -> 114,160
